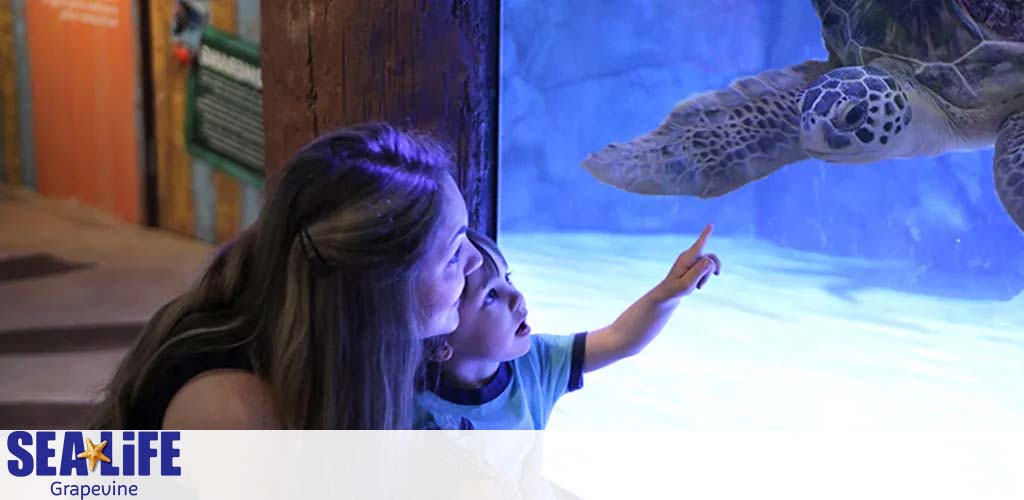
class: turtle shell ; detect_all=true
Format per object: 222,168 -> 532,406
812,0 -> 1024,109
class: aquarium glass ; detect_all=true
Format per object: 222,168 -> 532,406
498,0 -> 1024,430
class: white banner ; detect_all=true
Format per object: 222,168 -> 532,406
2,431 -> 1022,499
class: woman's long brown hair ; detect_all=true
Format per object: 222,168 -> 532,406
91,123 -> 453,429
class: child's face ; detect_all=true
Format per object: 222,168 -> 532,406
447,246 -> 532,363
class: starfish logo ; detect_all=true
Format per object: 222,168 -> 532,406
75,437 -> 111,472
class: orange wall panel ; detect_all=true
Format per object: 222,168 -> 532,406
25,0 -> 141,223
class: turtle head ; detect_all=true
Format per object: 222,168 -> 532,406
798,66 -> 912,163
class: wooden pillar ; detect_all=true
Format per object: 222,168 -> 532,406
261,0 -> 500,237
150,0 -> 196,235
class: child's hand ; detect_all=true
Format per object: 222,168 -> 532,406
652,224 -> 721,302
585,225 -> 721,373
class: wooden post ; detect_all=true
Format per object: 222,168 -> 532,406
150,0 -> 196,235
261,0 -> 500,237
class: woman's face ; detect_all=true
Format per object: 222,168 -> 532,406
417,175 -> 483,338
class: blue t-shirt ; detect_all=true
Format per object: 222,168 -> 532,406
415,333 -> 587,430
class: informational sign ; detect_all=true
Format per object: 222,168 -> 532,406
185,26 -> 264,186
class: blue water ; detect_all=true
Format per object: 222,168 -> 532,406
501,232 -> 1023,429
498,0 -> 1024,429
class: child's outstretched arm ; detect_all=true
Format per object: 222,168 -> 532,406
583,224 -> 721,373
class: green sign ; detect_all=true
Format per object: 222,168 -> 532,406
185,27 -> 264,187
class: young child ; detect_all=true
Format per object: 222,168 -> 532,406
416,225 -> 721,430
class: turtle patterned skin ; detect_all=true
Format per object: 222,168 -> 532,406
582,0 -> 1024,232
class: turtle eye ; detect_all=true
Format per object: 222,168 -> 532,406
842,101 -> 867,128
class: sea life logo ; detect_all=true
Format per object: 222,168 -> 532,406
6,431 -> 182,497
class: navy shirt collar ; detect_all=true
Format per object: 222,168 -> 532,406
430,361 -> 513,405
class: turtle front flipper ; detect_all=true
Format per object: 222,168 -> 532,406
994,111 -> 1024,232
582,60 -> 834,198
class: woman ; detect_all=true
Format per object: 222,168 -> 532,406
91,123 -> 483,429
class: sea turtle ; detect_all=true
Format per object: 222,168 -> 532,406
582,0 -> 1024,232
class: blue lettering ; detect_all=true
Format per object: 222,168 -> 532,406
50,481 -> 140,496
6,431 -> 33,477
137,432 -> 158,476
99,431 -> 120,475
36,431 -> 56,476
9,430 -> 183,480
58,432 -> 88,476
120,431 -> 135,476
161,432 -> 181,475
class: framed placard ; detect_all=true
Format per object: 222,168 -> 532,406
185,26 -> 264,187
